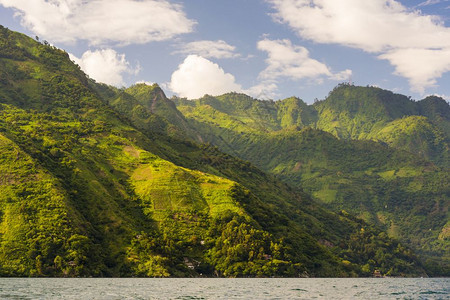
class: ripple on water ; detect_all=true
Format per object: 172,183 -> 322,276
420,290 -> 447,295
0,278 -> 448,299
291,288 -> 308,292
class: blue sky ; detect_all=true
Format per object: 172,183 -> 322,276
1,0 -> 450,103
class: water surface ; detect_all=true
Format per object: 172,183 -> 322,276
0,278 -> 448,299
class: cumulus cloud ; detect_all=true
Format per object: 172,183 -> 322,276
267,0 -> 450,52
0,0 -> 195,46
267,0 -> 450,93
173,40 -> 239,59
70,49 -> 138,86
379,48 -> 450,93
169,55 -> 242,99
257,39 -> 351,82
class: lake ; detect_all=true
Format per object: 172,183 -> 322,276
0,278 -> 448,299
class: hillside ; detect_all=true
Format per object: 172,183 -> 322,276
314,85 -> 449,167
171,86 -> 449,167
165,89 -> 449,275
0,26 -> 430,277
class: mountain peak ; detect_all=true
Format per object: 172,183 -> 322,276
0,25 -> 445,277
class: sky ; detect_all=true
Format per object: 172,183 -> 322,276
0,0 -> 450,103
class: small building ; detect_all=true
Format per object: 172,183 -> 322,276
183,257 -> 196,270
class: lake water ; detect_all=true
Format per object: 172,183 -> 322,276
0,278 -> 448,299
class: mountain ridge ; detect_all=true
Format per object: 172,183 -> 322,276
0,27 -> 425,277
164,86 -> 449,275
0,26 -> 444,276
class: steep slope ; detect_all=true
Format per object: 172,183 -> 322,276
314,85 -> 449,166
91,82 -> 186,140
172,87 -> 449,167
418,96 -> 450,140
275,96 -> 318,128
314,85 -> 417,140
371,116 -> 448,166
0,132 -> 99,276
168,91 -> 449,275
125,84 -> 191,131
0,26 -> 427,277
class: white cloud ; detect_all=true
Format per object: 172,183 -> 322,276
379,48 -> 450,93
169,55 -> 242,99
257,39 -> 351,82
0,0 -> 195,46
267,0 -> 450,93
135,80 -> 155,86
244,81 -> 279,100
70,49 -> 138,86
173,40 -> 239,59
268,0 -> 450,52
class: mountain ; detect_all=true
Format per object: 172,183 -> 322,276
0,26 -> 428,277
171,86 -> 448,167
164,89 -> 449,275
314,85 -> 449,167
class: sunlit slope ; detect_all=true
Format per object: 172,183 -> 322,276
169,90 -> 449,275
0,25 -> 430,277
314,85 -> 449,166
0,132 -> 91,276
0,28 -> 424,276
0,26 -> 315,277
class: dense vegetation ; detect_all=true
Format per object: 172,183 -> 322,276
0,26 -> 440,277
166,87 -> 449,275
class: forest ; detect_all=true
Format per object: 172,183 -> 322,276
0,26 -> 447,277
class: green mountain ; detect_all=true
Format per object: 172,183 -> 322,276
164,89 -> 449,275
314,85 -> 449,167
0,26 -> 429,277
171,86 -> 448,167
